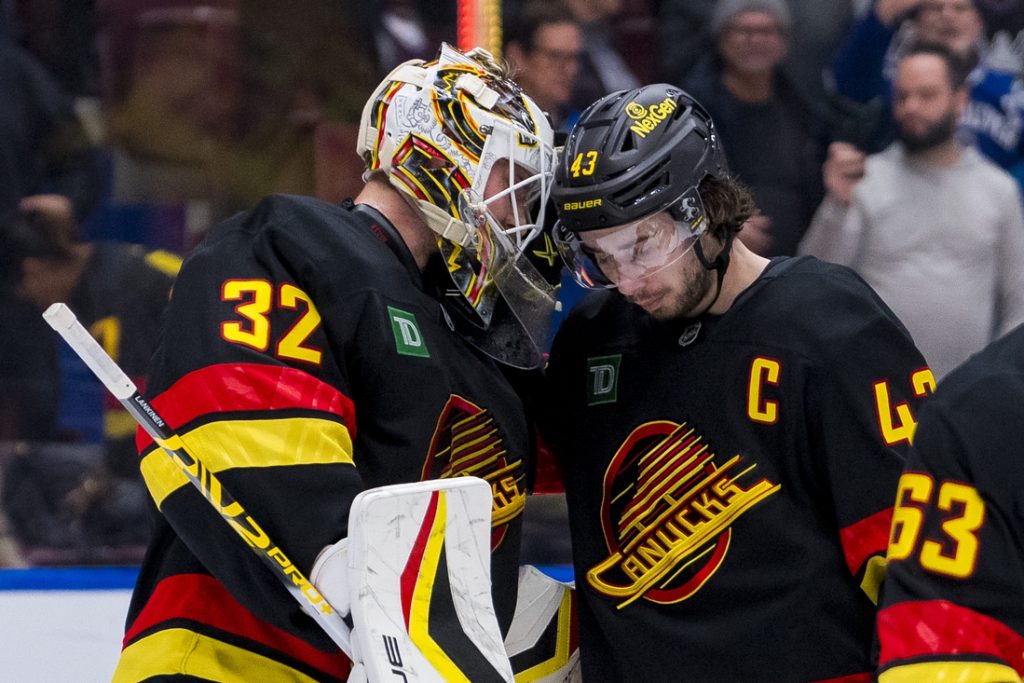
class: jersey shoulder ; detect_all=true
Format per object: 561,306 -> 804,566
552,287 -> 637,357
920,324 -> 1024,439
186,195 -> 399,291
909,326 -> 1024,512
79,242 -> 178,310
740,256 -> 916,359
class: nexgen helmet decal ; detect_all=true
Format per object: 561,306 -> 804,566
552,83 -> 727,233
588,420 -> 780,608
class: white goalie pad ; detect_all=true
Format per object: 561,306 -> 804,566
505,565 -> 582,683
346,477 -> 514,683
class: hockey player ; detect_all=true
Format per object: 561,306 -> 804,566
541,84 -> 933,681
876,324 -> 1024,683
112,44 -> 557,681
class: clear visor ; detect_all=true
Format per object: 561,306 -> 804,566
553,186 -> 708,289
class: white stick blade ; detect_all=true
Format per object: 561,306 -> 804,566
42,303 -> 137,399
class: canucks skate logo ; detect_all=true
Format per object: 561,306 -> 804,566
588,420 -> 780,608
422,395 -> 525,549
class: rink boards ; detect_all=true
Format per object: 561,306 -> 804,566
0,567 -> 136,682
0,565 -> 572,682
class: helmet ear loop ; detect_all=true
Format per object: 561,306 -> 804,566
693,227 -> 738,313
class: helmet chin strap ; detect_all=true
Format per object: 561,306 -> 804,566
692,224 -> 740,314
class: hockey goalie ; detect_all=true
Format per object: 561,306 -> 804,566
44,40 -> 579,683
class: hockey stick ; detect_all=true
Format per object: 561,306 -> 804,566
42,302 -> 354,658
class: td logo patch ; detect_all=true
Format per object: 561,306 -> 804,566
388,306 -> 429,358
587,355 -> 621,406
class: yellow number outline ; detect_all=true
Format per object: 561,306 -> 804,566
888,473 -> 932,561
873,368 -> 935,445
920,482 -> 985,578
221,280 -> 273,351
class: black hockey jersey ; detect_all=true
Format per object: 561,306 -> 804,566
877,324 -> 1024,683
114,196 -> 530,682
541,256 -> 932,682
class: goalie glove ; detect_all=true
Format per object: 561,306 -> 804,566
311,537 -> 352,619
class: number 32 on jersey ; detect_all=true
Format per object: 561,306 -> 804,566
220,279 -> 323,366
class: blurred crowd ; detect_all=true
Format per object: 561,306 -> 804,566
2,0 -> 1024,567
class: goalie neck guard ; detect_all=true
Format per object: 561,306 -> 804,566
358,43 -> 558,369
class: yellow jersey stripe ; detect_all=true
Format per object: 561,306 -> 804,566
880,660 -> 1023,683
144,249 -> 183,277
860,555 -> 887,605
113,627 -> 319,682
141,416 -> 353,508
105,408 -> 139,439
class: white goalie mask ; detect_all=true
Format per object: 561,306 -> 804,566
358,43 -> 558,368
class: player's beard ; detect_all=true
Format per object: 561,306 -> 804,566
896,108 -> 958,153
648,264 -> 715,321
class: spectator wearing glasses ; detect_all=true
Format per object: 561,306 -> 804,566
684,0 -> 828,256
504,2 -> 583,132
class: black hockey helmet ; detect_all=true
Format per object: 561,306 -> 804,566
552,84 -> 728,233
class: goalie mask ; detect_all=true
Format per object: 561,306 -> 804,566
358,43 -> 558,368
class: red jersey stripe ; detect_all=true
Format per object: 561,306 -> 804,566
878,599 -> 1024,675
839,506 -> 893,575
123,573 -> 351,680
135,362 -> 356,452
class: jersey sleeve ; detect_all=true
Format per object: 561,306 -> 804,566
877,401 -> 1024,682
136,202 -> 365,636
804,278 -> 933,605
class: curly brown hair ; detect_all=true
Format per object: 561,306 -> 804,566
698,175 -> 758,240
